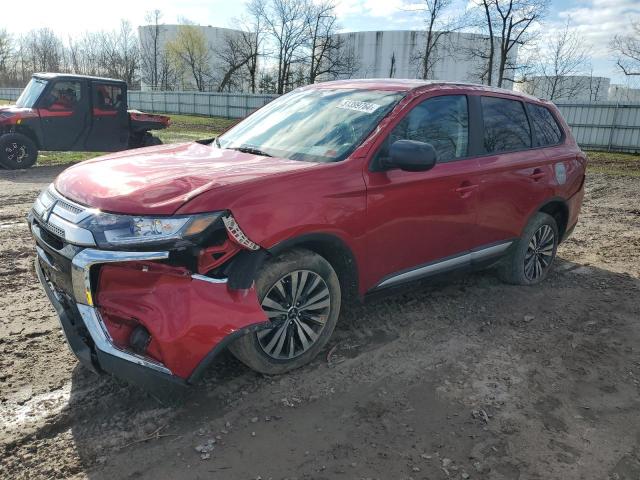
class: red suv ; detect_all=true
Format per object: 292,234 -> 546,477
30,80 -> 586,395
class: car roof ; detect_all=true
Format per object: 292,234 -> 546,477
308,79 -> 545,103
33,72 -> 126,85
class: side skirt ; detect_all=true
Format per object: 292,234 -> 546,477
370,240 -> 514,292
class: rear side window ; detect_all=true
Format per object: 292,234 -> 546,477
528,104 -> 563,146
481,96 -> 531,153
377,95 -> 469,163
92,83 -> 125,112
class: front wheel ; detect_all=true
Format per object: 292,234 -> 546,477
499,212 -> 559,285
229,248 -> 341,375
0,133 -> 38,169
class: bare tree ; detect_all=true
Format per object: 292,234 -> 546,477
19,28 -> 67,77
217,0 -> 267,93
612,21 -> 640,76
529,20 -> 588,100
263,0 -> 310,93
408,0 -> 456,79
0,30 -> 11,74
140,10 -> 165,89
216,32 -> 255,92
472,0 -> 548,87
167,24 -> 211,91
244,0 -> 268,93
99,21 -> 140,86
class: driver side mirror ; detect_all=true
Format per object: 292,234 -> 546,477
384,139 -> 438,172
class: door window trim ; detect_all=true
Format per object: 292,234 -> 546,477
368,93 -> 473,172
477,94 -> 533,156
525,102 -> 566,148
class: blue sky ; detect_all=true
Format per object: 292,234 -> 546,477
3,0 -> 639,84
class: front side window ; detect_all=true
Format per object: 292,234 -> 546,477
44,81 -> 82,111
375,95 -> 469,165
481,96 -> 531,153
218,88 -> 404,163
528,103 -> 563,146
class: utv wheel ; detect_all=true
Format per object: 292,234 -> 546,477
499,212 -> 559,285
0,133 -> 38,169
142,133 -> 162,147
229,248 -> 341,375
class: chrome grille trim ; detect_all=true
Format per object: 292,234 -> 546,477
31,184 -> 97,246
42,221 -> 65,239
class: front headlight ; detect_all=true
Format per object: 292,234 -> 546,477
82,211 -> 223,247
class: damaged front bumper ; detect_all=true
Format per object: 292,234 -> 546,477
30,193 -> 268,395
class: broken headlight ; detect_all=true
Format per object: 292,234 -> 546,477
82,211 -> 223,248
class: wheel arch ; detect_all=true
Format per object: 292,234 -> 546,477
537,198 -> 569,240
2,125 -> 41,149
268,233 -> 360,304
522,197 -> 569,241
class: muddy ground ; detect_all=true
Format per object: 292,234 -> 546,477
1,164 -> 639,480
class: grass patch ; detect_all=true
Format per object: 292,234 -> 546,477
587,150 -> 640,177
36,151 -> 103,166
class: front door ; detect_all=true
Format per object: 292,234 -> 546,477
85,81 -> 129,151
363,94 -> 481,289
37,79 -> 89,150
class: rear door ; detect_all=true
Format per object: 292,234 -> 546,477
473,95 -> 555,246
85,81 -> 129,151
363,94 -> 482,289
37,79 -> 89,150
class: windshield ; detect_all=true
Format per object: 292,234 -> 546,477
16,78 -> 48,108
218,88 -> 404,163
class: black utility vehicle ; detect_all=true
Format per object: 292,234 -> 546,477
0,73 -> 170,169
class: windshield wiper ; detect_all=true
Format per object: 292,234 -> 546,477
229,145 -> 273,157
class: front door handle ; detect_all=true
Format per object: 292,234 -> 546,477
455,182 -> 478,197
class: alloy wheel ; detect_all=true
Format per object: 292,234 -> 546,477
257,270 -> 331,360
524,224 -> 555,281
5,142 -> 28,164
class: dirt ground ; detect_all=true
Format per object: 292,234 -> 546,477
1,162 -> 639,480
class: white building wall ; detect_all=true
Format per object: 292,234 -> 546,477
138,24 -> 245,91
608,84 -> 640,103
333,30 -> 518,88
515,76 -> 610,102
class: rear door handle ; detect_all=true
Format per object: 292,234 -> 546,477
529,168 -> 546,181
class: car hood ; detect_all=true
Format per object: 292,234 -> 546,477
54,142 -> 319,215
0,105 -> 37,123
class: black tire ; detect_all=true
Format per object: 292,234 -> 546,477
142,133 -> 162,147
229,248 -> 341,375
499,212 -> 559,285
0,133 -> 38,169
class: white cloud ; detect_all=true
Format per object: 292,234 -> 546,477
556,0 -> 640,59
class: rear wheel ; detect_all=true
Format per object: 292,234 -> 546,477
142,133 -> 162,147
499,212 -> 559,285
229,248 -> 341,374
0,133 -> 38,169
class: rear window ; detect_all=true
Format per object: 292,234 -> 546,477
528,103 -> 563,146
481,96 -> 531,154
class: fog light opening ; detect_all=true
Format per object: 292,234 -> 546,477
129,325 -> 151,355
